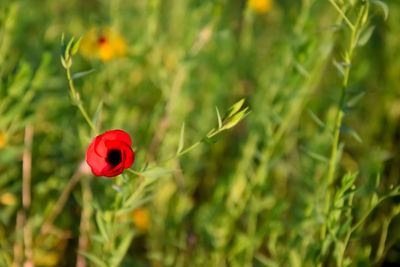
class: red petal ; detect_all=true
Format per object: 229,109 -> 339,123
122,143 -> 134,168
102,166 -> 124,177
94,136 -> 108,157
86,141 -> 109,176
102,130 -> 132,146
93,130 -> 131,158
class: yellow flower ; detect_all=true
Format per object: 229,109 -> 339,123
80,27 -> 127,62
132,207 -> 150,232
0,192 -> 17,206
0,132 -> 6,148
249,0 -> 273,14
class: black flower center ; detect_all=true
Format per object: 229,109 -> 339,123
98,36 -> 107,45
106,149 -> 122,167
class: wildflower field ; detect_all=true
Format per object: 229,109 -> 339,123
1,0 -> 400,266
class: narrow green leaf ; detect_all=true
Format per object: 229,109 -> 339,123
110,231 -> 135,266
333,58 -> 345,77
141,167 -> 174,178
65,37 -> 75,60
216,106 -> 222,129
95,212 -> 110,242
92,101 -> 103,127
226,98 -> 245,119
112,184 -> 122,192
341,126 -> 362,143
326,24 -> 342,32
222,107 -> 249,130
370,193 -> 379,206
89,234 -> 104,243
121,184 -> 146,209
357,26 -> 375,46
337,216 -> 353,238
334,172 -> 357,202
301,147 -> 329,163
341,172 -> 357,192
72,69 -> 95,80
60,33 -> 66,57
70,37 -> 82,55
118,196 -> 153,215
307,109 -> 325,129
176,122 -> 185,154
78,251 -> 107,267
371,0 -> 389,20
60,55 -> 67,69
294,61 -> 309,77
346,91 -> 366,107
61,55 -> 71,69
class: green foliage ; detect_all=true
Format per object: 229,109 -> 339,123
1,0 -> 400,266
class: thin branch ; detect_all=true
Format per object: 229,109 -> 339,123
22,125 -> 33,211
22,125 -> 34,267
41,160 -> 89,234
12,212 -> 24,267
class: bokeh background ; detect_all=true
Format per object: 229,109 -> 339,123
1,0 -> 400,266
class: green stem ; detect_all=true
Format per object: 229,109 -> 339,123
176,141 -> 201,158
337,190 -> 354,267
328,0 -> 354,31
350,191 -> 400,234
320,3 -> 366,241
126,129 -> 221,178
157,128 -> 221,164
375,217 -> 389,262
110,176 -> 123,253
119,178 -> 146,213
66,66 -> 98,134
126,168 -> 142,176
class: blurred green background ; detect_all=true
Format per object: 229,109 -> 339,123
1,0 -> 400,266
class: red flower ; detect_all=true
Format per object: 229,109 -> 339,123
86,130 -> 134,177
